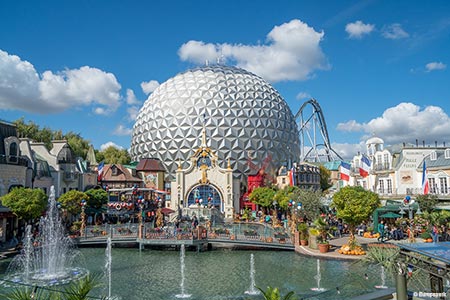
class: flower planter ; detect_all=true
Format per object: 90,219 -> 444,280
300,239 -> 308,246
318,243 -> 330,253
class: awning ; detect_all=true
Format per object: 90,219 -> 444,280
380,212 -> 401,218
161,207 -> 175,214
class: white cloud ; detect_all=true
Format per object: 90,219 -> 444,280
336,102 -> 450,145
113,124 -> 133,136
382,23 -> 409,39
425,62 -> 446,72
345,20 -> 375,39
332,142 -> 365,160
100,141 -> 124,151
127,106 -> 140,121
178,19 -> 329,82
0,49 -> 122,114
141,80 -> 160,95
125,89 -> 139,105
296,92 -> 311,100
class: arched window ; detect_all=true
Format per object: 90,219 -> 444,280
187,185 -> 222,211
9,142 -> 17,162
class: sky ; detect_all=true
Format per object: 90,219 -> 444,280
1,0 -> 449,160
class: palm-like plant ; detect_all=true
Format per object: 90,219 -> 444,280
257,286 -> 295,300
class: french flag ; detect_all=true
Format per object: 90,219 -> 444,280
289,167 -> 296,186
340,162 -> 351,181
359,155 -> 370,178
97,161 -> 104,182
422,161 -> 429,195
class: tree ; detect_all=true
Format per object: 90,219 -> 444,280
273,186 -> 297,210
292,188 -> 323,222
257,286 -> 295,300
331,186 -> 380,248
0,187 -> 47,221
319,165 -> 332,192
249,187 -> 277,209
415,194 -> 438,214
58,190 -> 88,215
96,145 -> 131,164
85,188 -> 108,209
64,131 -> 90,159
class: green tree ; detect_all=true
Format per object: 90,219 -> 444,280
319,165 -> 332,192
257,286 -> 295,300
97,145 -> 131,164
58,190 -> 88,215
415,194 -> 438,214
0,187 -> 47,221
331,186 -> 380,248
249,187 -> 277,209
292,188 -> 323,222
273,186 -> 299,210
85,188 -> 108,209
64,131 -> 91,159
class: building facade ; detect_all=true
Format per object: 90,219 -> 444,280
170,126 -> 238,220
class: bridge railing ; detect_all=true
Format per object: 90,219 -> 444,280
80,224 -> 138,239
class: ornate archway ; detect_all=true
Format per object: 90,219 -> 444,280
187,184 -> 223,212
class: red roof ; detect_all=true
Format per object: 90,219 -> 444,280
136,158 -> 166,172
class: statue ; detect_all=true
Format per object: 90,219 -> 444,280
155,208 -> 163,228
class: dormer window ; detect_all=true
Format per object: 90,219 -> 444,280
111,165 -> 118,176
430,151 -> 437,161
445,149 -> 450,159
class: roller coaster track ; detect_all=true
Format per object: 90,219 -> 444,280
295,98 -> 342,162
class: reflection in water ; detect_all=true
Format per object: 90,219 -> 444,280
63,248 -> 389,300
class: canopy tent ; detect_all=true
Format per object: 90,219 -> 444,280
380,212 -> 401,218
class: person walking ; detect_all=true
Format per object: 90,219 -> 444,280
377,220 -> 385,243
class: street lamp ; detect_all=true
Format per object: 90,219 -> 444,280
399,196 -> 421,242
137,196 -> 145,238
80,199 -> 87,237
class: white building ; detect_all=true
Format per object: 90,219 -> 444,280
170,126 -> 239,221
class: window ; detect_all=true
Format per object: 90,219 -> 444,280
378,180 -> 384,194
439,177 -> 448,194
282,178 -> 286,184
111,165 -> 118,176
383,153 -> 389,169
386,179 -> 392,193
430,151 -> 437,161
429,178 -> 436,193
445,149 -> 450,159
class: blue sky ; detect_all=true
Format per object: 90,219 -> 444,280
1,0 -> 449,159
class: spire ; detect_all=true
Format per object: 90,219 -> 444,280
201,113 -> 207,148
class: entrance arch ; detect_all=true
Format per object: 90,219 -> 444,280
187,185 -> 223,212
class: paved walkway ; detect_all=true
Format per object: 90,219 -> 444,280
295,234 -> 416,260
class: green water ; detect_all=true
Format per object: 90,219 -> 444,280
1,247 -> 392,299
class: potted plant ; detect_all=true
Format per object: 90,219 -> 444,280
297,223 -> 309,246
313,218 -> 335,253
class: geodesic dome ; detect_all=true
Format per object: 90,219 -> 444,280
130,65 -> 300,180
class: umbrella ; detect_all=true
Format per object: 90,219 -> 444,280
161,207 -> 175,214
380,212 -> 401,218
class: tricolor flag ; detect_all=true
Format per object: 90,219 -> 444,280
422,161 -> 429,195
359,155 -> 371,178
289,167 -> 296,186
340,162 -> 351,181
97,161 -> 104,182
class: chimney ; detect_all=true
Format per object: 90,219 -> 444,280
423,140 -> 425,147
416,139 -> 418,147
435,141 -> 438,148
403,142 -> 405,147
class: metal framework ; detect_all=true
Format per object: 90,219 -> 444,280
295,98 -> 342,162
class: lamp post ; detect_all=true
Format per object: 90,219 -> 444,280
80,199 -> 87,237
399,196 -> 421,243
137,196 -> 145,238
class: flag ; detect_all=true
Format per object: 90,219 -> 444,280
359,155 -> 371,177
422,161 -> 429,195
289,167 -> 296,186
97,161 -> 104,182
340,162 -> 351,181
